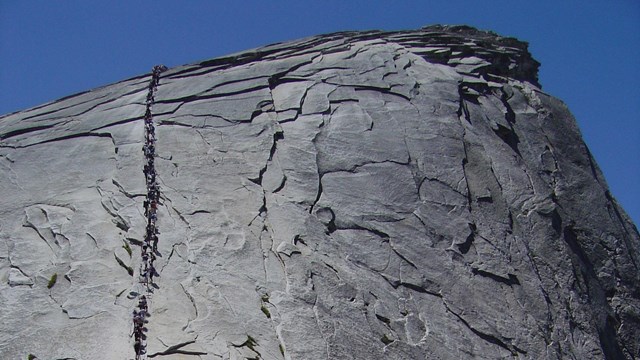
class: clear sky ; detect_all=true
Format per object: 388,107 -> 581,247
1,1 -> 638,225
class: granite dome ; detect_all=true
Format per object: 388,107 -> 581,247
1,26 -> 638,359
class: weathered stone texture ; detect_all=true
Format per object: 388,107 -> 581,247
1,25 -> 638,359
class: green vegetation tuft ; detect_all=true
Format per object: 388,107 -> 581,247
114,254 -> 134,276
47,273 -> 57,289
27,354 -> 37,360
261,304 -> 271,318
244,335 -> 258,351
122,240 -> 132,257
381,334 -> 394,345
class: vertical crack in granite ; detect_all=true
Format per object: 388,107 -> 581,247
133,65 -> 166,360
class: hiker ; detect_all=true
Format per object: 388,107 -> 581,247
134,339 -> 142,355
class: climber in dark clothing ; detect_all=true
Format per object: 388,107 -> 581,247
148,265 -> 156,283
134,339 -> 142,355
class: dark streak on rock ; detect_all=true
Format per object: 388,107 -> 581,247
148,340 -> 207,358
492,123 -> 521,156
471,268 -> 521,286
444,301 -> 526,355
0,124 -> 58,141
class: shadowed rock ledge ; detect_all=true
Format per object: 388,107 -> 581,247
0,25 -> 638,359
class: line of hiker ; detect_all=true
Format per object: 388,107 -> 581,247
133,295 -> 148,358
134,64 -> 166,360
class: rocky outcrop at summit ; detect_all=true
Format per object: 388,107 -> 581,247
0,25 -> 638,359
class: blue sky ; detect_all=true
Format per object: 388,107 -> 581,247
1,1 -> 638,225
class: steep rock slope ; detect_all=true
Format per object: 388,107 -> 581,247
0,25 -> 638,359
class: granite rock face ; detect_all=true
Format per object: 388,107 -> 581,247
1,25 -> 639,359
